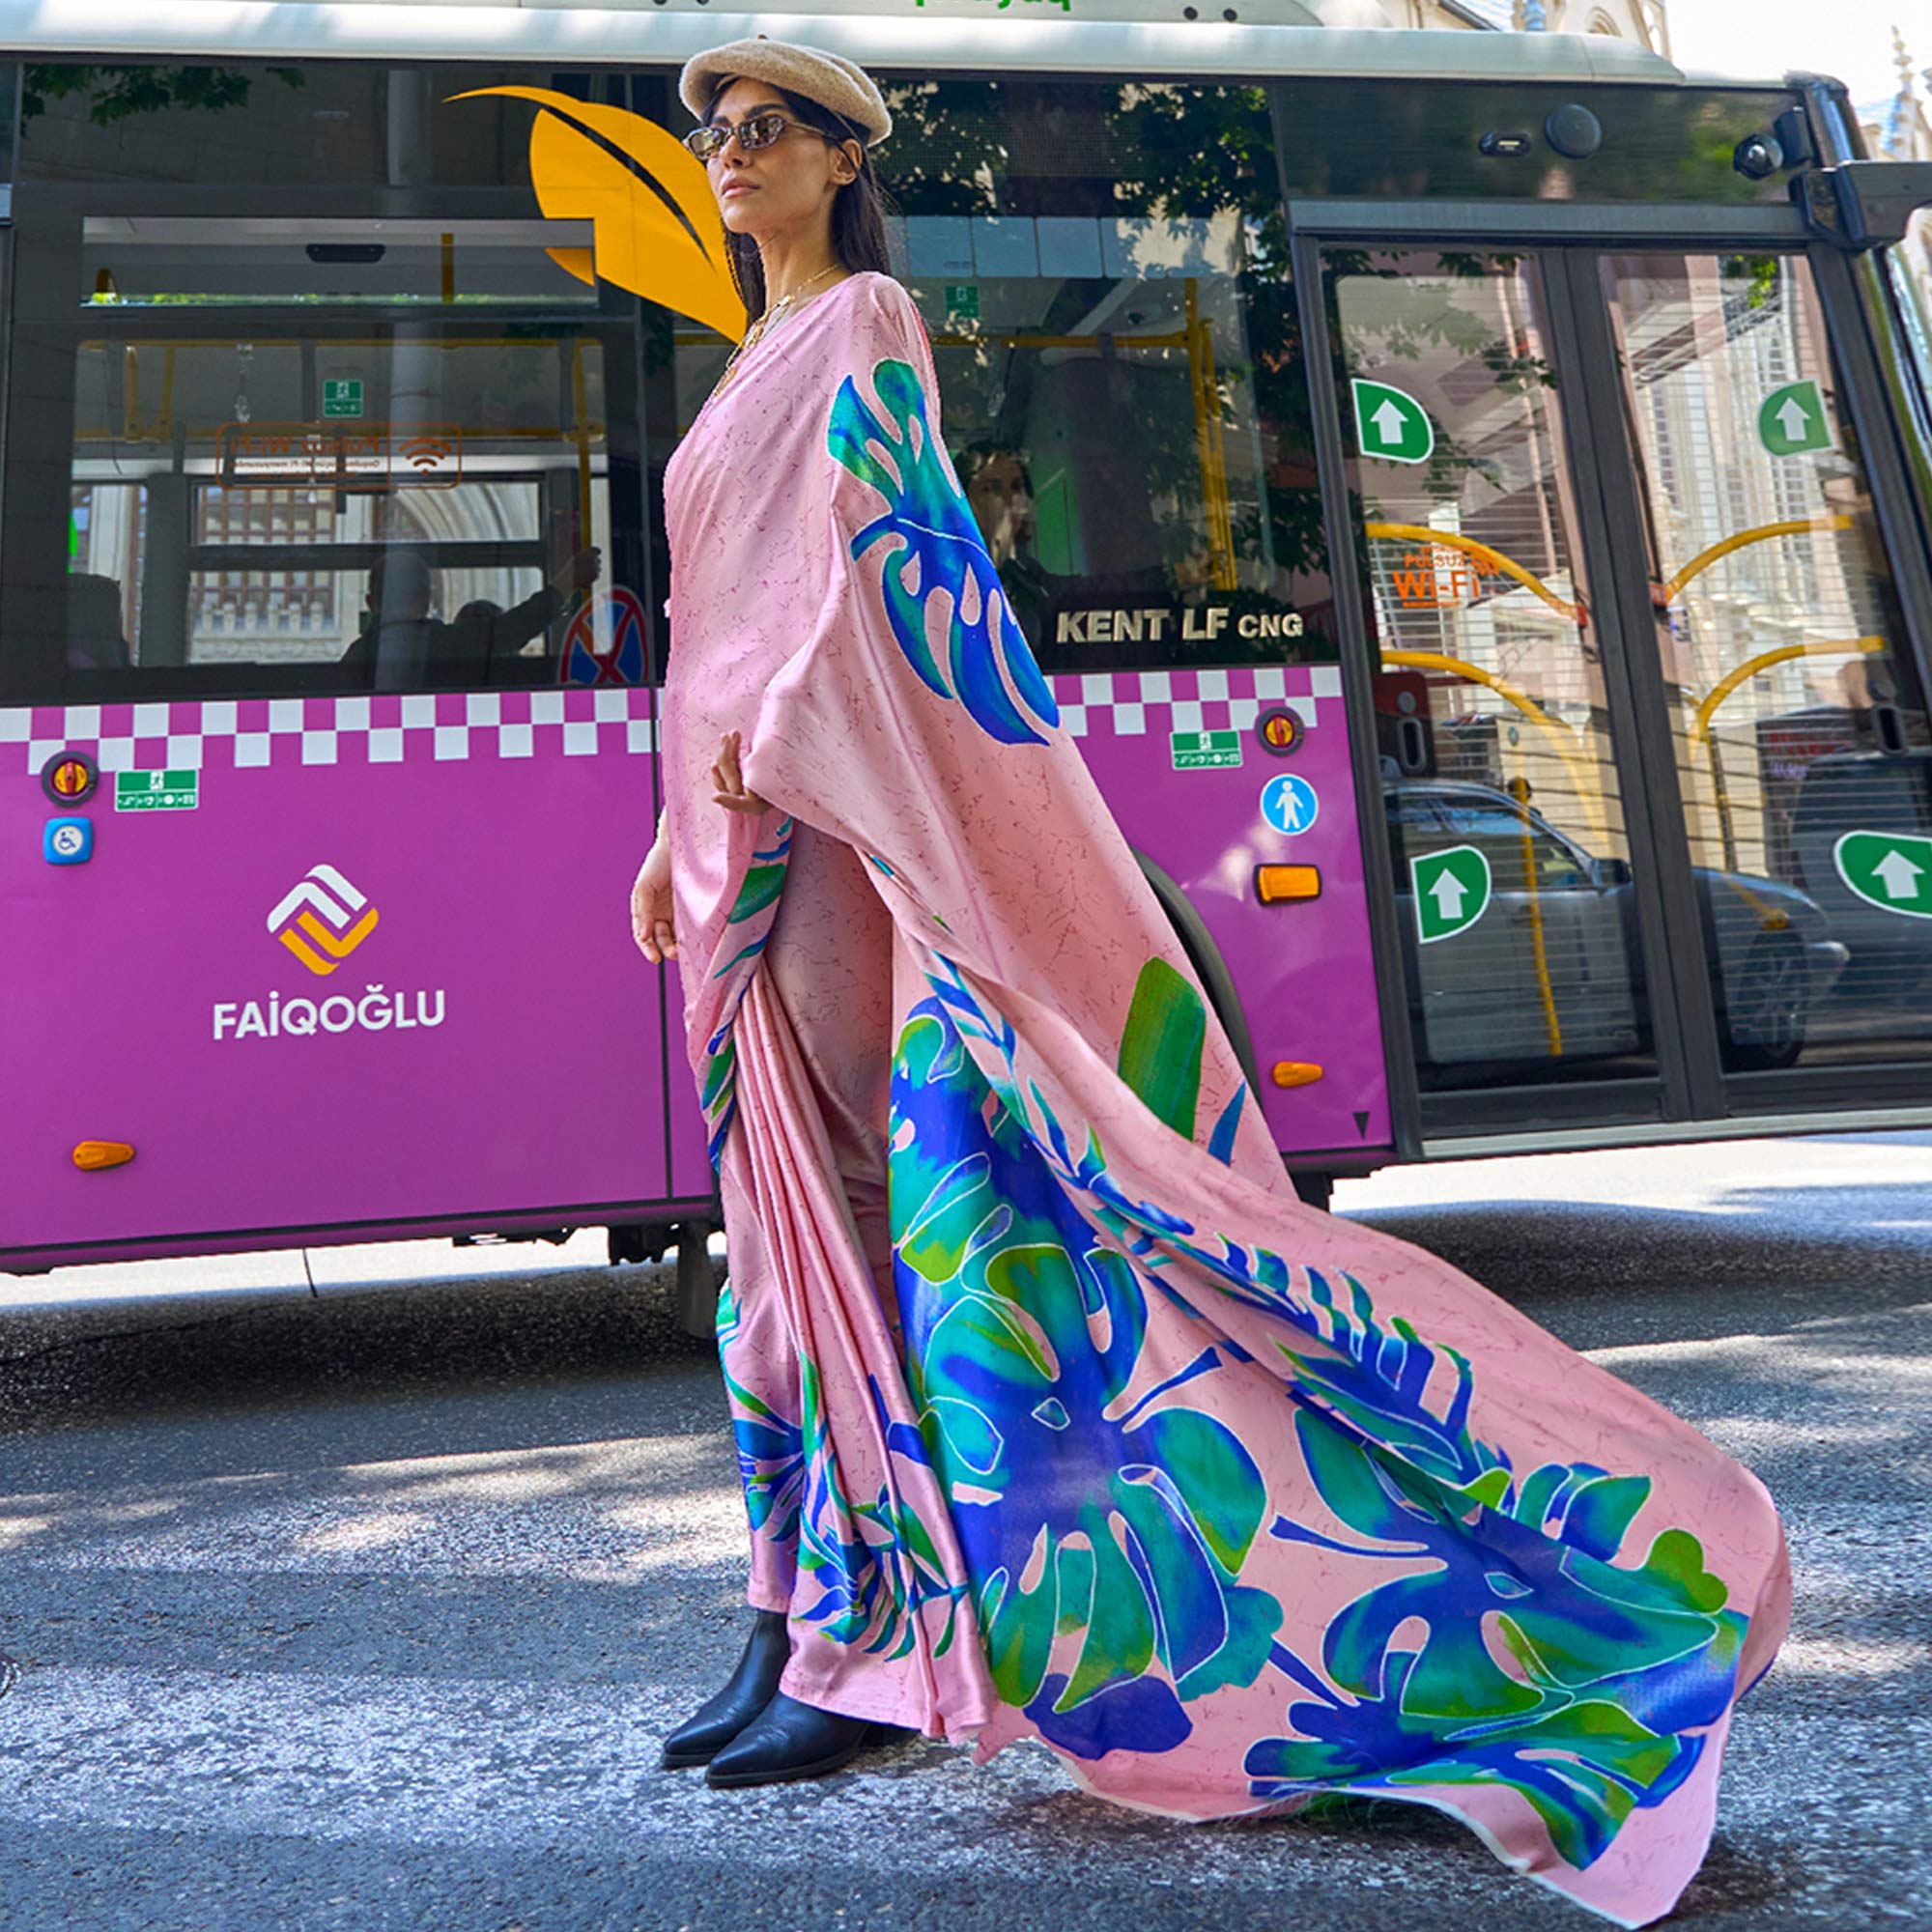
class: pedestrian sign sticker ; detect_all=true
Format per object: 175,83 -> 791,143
1351,380 -> 1435,466
1260,773 -> 1320,835
1172,728 -> 1243,771
322,378 -> 364,420
114,768 -> 199,812
1411,844 -> 1492,943
1758,381 -> 1831,458
1834,830 -> 1932,919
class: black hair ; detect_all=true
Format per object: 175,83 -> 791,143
368,550 -> 433,608
956,441 -> 1035,494
700,75 -> 898,317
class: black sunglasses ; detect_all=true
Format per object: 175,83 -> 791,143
683,109 -> 854,165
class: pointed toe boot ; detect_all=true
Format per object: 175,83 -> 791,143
659,1608 -> 791,1770
702,1690 -> 909,1789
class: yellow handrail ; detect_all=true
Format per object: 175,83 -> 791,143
1688,637 -> 1886,747
1661,515 -> 1854,605
1184,278 -> 1237,592
1688,635 -> 1885,876
1381,647 -> 1608,844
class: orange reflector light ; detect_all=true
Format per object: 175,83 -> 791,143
72,1140 -> 134,1172
1255,865 -> 1321,904
1271,1063 -> 1324,1089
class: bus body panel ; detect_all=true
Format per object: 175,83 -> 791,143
1048,667 -> 1390,1158
1,690 -> 675,1258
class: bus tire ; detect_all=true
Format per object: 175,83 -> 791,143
1132,850 -> 1264,1097
675,1221 -> 720,1342
1291,1170 -> 1335,1212
607,1220 -> 676,1267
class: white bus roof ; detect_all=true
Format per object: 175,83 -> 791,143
0,0 -> 1697,88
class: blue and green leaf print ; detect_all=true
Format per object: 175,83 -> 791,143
1117,958 -> 1207,1141
1268,1379 -> 1729,1841
790,1353 -> 971,1662
878,947 -> 1759,1868
827,356 -> 1060,748
699,816 -> 796,1169
891,987 -> 1281,1758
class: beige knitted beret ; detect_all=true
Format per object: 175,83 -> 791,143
677,35 -> 893,151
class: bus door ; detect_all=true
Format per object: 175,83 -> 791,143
1300,233 -> 1932,1139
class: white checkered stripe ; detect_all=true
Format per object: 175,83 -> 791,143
1048,666 -> 1341,740
2,688 -> 657,774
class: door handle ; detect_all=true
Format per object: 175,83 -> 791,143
1873,700 -> 1911,755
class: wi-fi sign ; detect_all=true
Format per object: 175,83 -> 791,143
391,425 -> 461,485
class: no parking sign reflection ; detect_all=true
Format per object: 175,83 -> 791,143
561,587 -> 647,686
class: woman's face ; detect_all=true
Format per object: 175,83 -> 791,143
702,78 -> 861,244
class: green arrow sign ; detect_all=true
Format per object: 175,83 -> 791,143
1758,380 -> 1830,458
1834,829 -> 1932,919
1351,380 -> 1435,465
1411,844 -> 1492,943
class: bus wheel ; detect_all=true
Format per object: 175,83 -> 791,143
607,1221 -> 676,1267
1291,1170 -> 1334,1212
675,1221 -> 720,1342
1720,933 -> 1807,1072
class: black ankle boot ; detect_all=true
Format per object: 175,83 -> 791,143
659,1609 -> 791,1770
703,1690 -> 911,1788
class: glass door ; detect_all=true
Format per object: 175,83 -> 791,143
1318,239 -> 1932,1130
1599,250 -> 1932,1083
1321,248 -> 1662,1109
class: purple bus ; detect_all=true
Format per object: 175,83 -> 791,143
5,5 -> 1932,1331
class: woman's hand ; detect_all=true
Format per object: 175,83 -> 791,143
711,730 -> 771,814
630,837 -> 677,964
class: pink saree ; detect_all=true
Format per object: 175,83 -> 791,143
657,269 -> 1790,1926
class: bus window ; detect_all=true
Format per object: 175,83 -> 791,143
654,79 -> 1335,680
51,322 -> 611,700
1329,248 -> 1654,1090
1605,252 -> 1932,1073
4,62 -> 647,706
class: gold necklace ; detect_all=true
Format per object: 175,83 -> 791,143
715,263 -> 841,391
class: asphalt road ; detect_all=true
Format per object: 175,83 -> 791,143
2,1135 -> 1928,1932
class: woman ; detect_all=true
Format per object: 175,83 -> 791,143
629,38 -> 1790,1926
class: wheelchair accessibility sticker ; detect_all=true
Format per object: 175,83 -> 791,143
1260,773 -> 1320,835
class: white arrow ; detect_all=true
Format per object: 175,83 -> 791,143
1873,849 -> 1923,900
1372,398 -> 1409,445
1430,870 -> 1467,921
1776,395 -> 1811,440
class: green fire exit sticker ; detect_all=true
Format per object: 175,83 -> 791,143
1351,380 -> 1435,465
1411,844 -> 1491,943
1834,830 -> 1932,918
945,283 -> 980,320
115,768 -> 199,812
1171,728 -> 1243,770
322,378 -> 365,419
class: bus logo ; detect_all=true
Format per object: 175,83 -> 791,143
268,864 -> 382,976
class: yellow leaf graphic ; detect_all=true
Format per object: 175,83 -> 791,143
453,87 -> 748,341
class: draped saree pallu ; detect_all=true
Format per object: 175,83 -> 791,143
657,270 -> 1791,1926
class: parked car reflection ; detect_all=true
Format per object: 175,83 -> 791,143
1387,781 -> 1849,1081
